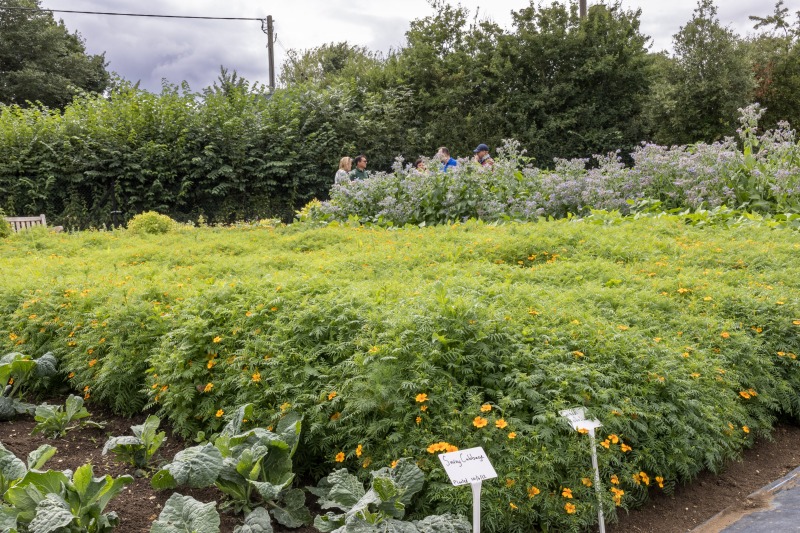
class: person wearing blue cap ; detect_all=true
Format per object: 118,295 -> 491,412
473,143 -> 494,167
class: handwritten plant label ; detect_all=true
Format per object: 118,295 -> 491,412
438,447 -> 497,486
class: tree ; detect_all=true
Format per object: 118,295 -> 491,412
0,0 -> 109,108
279,42 -> 383,87
497,1 -> 651,164
646,0 -> 753,144
746,1 -> 800,129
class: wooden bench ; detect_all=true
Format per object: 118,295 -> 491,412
5,214 -> 48,232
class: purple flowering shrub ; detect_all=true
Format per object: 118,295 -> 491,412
311,106 -> 799,225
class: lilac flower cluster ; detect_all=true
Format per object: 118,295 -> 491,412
312,106 -> 799,225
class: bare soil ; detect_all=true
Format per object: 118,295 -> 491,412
2,407 -> 798,533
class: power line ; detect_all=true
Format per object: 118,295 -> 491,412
0,5 -> 264,21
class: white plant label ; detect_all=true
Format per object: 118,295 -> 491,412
438,447 -> 497,486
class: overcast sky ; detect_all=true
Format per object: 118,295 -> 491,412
37,0 -> 800,93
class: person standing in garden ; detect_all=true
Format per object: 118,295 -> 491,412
473,143 -> 494,167
436,147 -> 458,172
349,155 -> 370,180
335,156 -> 352,184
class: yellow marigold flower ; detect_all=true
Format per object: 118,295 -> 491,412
328,391 -> 337,400
356,444 -> 363,457
362,457 -> 372,468
776,301 -> 785,305
632,473 -> 641,485
721,331 -> 730,338
203,382 -> 214,393
620,443 -> 632,452
207,360 -> 216,369
617,325 -> 629,331
600,440 -> 610,449
608,434 -> 619,444
391,460 -> 398,468
582,477 -> 593,487
748,388 -> 758,396
420,405 -> 428,412
527,486 -> 540,498
703,296 -> 713,301
245,311 -> 253,317
682,352 -> 690,358
216,409 -> 224,417
573,351 -> 584,357
610,474 -> 619,485
508,432 -> 517,439
677,287 -> 690,294
739,391 -> 751,399
335,452 -> 345,463
571,319 -> 580,325
87,348 -> 94,355
480,403 -> 492,412
415,393 -> 428,403
446,444 -> 458,452
88,359 -> 98,367
528,308 -> 539,316
639,472 -> 650,485
690,372 -> 701,378
368,345 -> 379,353
212,336 -> 222,343
655,476 -> 664,488
509,502 -> 518,510
416,416 -> 422,425
561,488 -> 573,498
280,402 -> 291,411
495,419 -> 508,429
610,487 -> 624,505
9,333 -> 18,341
564,503 -> 576,514
251,371 -> 261,382
473,416 -> 488,428
577,428 -> 589,435
330,412 -> 341,421
793,320 -> 800,326
742,426 -> 750,433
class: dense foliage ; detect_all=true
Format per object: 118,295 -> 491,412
0,0 -> 109,108
1,216 -> 798,532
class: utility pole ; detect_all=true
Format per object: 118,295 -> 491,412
262,15 -> 275,90
579,0 -> 587,18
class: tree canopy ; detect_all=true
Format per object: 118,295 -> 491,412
0,0 -> 109,108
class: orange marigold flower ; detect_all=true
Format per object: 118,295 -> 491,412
581,477 -> 593,487
203,382 -> 214,393
577,428 -> 589,435
335,452 -> 345,462
739,391 -> 751,399
565,503 -> 576,514
495,419 -> 508,429
87,348 -> 94,355
330,412 -> 341,421
506,478 -> 516,488
742,426 -> 750,433
328,391 -> 337,400
480,403 -> 492,412
639,472 -> 650,486
356,444 -> 363,457
416,416 -> 422,425
527,486 -> 541,498
610,474 -> 619,485
562,488 -> 573,499
415,393 -> 428,403
68,372 -> 75,379
252,371 -> 261,382
420,405 -> 428,412
600,440 -> 610,449
509,502 -> 518,510
216,409 -> 224,417
573,351 -> 584,357
391,460 -> 398,468
473,416 -> 488,428
508,432 -> 517,439
608,434 -> 619,444
88,359 -> 97,367
212,336 -> 222,343
620,443 -> 632,452
207,360 -> 216,369
655,476 -> 664,488
721,331 -> 730,339
793,320 -> 800,326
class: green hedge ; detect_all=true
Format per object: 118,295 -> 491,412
1,217 -> 798,532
